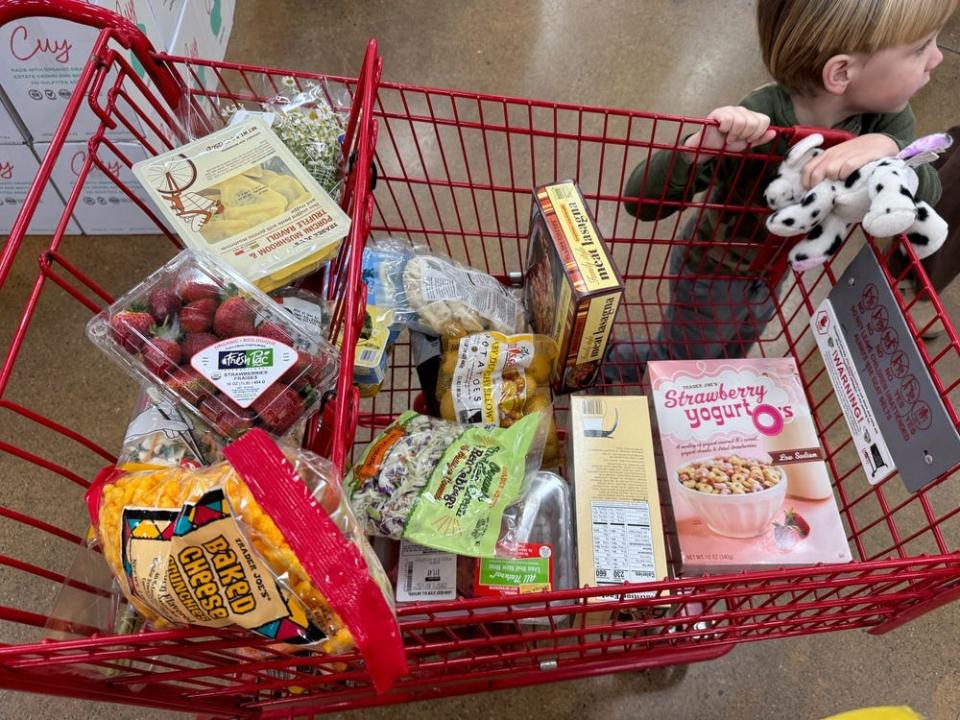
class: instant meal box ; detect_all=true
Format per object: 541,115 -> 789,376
524,180 -> 624,394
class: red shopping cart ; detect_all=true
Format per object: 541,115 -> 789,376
3,1 -> 960,717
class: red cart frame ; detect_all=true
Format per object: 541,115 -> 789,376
2,1 -> 960,717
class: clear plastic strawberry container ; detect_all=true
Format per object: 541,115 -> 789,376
87,250 -> 340,441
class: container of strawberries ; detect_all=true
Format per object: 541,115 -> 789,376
87,251 -> 339,440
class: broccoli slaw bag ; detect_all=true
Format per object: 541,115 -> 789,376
86,429 -> 407,692
346,412 -> 546,557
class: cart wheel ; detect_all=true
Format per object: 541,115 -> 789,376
640,663 -> 688,688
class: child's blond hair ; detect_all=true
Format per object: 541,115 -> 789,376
757,0 -> 958,95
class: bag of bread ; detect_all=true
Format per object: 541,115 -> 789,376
86,429 -> 407,692
362,237 -> 525,338
402,253 -> 525,338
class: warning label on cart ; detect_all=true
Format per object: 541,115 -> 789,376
813,298 -> 895,485
814,245 -> 960,493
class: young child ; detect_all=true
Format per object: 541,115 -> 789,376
606,0 -> 955,381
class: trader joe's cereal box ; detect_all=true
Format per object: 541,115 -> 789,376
648,359 -> 851,573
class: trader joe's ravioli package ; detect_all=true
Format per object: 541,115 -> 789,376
86,429 -> 407,692
132,118 -> 350,292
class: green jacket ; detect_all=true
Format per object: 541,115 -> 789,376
623,84 -> 942,273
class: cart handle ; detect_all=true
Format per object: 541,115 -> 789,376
0,0 -> 182,108
781,125 -> 856,148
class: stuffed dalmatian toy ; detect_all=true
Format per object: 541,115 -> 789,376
764,132 -> 952,271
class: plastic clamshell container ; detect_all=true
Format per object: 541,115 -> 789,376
87,250 -> 339,440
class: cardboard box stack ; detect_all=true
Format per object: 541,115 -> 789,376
1,144 -> 81,234
0,0 -> 235,236
35,141 -> 168,234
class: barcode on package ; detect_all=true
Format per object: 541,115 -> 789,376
396,540 -> 457,603
550,183 -> 574,201
591,500 -> 657,600
358,347 -> 381,364
582,399 -> 606,417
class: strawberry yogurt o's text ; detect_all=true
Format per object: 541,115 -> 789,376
662,384 -> 796,431
663,383 -> 767,408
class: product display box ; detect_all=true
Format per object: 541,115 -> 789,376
1,144 -> 81,235
524,180 -> 623,394
569,394 -> 668,622
0,0 -> 234,145
648,358 -> 852,574
0,0 -> 166,143
168,0 -> 236,90
37,140 -> 166,234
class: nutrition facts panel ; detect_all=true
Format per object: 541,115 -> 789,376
591,500 -> 657,595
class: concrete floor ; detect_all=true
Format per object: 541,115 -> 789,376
2,1 -> 960,718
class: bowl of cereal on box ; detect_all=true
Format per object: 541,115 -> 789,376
676,455 -> 787,538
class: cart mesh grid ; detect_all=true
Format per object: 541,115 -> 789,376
1,2 -> 960,717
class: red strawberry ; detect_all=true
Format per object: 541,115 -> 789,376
257,321 -> 293,345
110,308 -> 153,352
181,332 -> 219,362
280,350 -> 334,391
773,508 -> 811,552
251,384 -> 305,434
214,297 -> 257,338
147,286 -> 181,324
167,366 -> 216,405
784,508 -> 811,537
144,338 -> 182,377
180,298 -> 217,333
200,395 -> 254,438
178,280 -> 220,304
279,351 -> 312,390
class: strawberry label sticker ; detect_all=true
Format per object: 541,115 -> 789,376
191,336 -> 297,408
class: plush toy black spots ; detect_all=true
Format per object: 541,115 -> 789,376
763,133 -> 952,271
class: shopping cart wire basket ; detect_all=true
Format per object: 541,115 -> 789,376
2,1 -> 960,716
